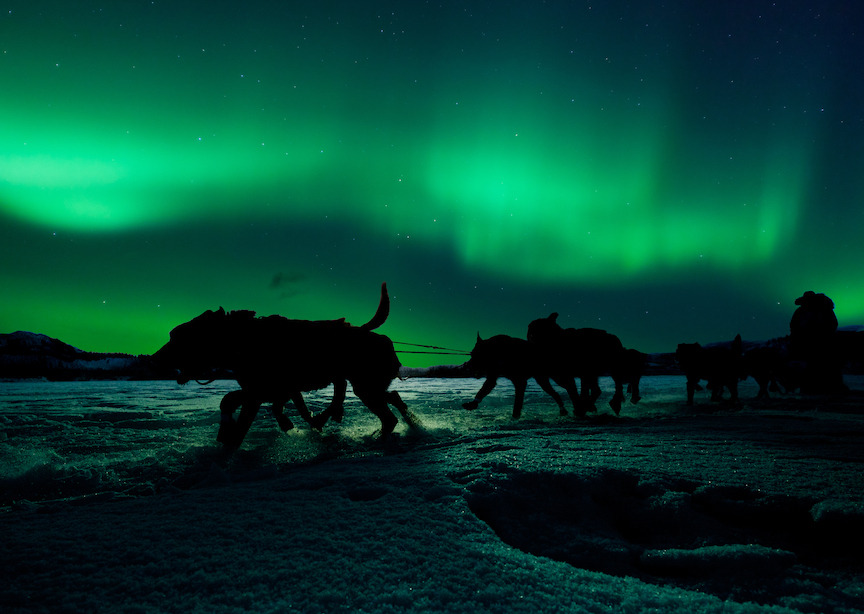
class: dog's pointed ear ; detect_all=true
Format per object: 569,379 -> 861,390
217,307 -> 226,316
548,312 -> 559,322
476,332 -> 483,342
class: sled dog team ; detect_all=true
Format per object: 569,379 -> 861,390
154,283 -> 844,448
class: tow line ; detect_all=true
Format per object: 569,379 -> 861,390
393,341 -> 470,356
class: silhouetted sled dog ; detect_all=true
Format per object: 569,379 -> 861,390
461,333 -> 575,419
153,283 -> 413,448
526,313 -> 645,416
741,343 -> 788,399
675,334 -> 743,405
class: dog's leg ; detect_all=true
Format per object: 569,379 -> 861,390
589,377 -> 602,404
232,396 -> 262,448
375,404 -> 399,438
609,377 -> 624,416
388,390 -> 408,412
270,399 -> 295,432
289,392 -> 316,428
685,378 -> 697,405
754,375 -> 768,399
307,393 -> 336,432
535,376 -> 567,416
327,380 -> 347,423
388,391 -> 422,430
308,380 -> 348,431
217,389 -> 245,446
729,378 -> 739,403
553,376 -> 582,417
629,376 -> 642,404
361,392 -> 398,437
463,376 -> 498,410
581,375 -> 600,411
512,377 -> 528,419
709,381 -> 724,401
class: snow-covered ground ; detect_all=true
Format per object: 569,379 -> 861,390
2,375 -> 864,613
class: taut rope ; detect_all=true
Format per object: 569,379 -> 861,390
392,341 -> 470,356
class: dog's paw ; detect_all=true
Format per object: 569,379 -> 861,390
309,414 -> 328,432
275,414 -> 295,432
462,400 -> 479,410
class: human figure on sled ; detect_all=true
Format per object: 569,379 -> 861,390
789,291 -> 847,394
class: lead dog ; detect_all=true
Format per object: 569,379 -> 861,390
153,283 -> 412,447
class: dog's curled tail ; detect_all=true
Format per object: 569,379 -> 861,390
360,282 -> 390,331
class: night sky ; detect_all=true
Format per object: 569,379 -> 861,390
2,1 -> 862,367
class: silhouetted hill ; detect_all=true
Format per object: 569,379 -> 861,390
0,332 -> 163,381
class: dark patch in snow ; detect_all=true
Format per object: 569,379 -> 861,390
464,468 -> 864,607
346,486 -> 389,502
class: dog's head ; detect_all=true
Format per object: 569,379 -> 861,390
462,333 -> 532,378
462,333 -> 493,378
527,312 -> 563,345
153,308 -> 239,384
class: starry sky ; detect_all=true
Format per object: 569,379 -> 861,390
2,1 -> 862,367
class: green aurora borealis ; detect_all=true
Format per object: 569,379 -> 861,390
2,1 -> 863,367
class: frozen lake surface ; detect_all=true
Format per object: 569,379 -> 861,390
2,375 -> 864,613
